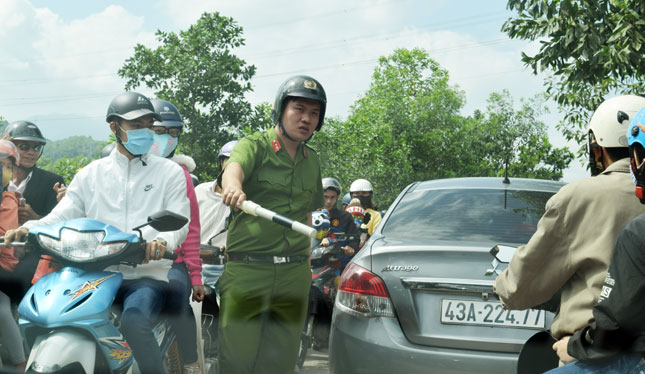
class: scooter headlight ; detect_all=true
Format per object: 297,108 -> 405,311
38,229 -> 127,262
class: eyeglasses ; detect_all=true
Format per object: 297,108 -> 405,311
17,143 -> 44,153
152,126 -> 182,138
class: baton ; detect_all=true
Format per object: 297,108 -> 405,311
239,200 -> 317,239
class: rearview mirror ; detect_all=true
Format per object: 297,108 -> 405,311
147,210 -> 189,232
490,245 -> 516,264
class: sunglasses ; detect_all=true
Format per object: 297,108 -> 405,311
17,143 -> 44,152
152,126 -> 181,138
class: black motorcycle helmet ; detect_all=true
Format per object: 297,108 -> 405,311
151,99 -> 183,127
105,92 -> 162,123
271,75 -> 327,132
5,121 -> 47,144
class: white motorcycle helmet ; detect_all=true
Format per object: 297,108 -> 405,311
349,179 -> 373,193
587,95 -> 645,175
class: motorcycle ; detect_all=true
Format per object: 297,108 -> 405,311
14,210 -> 187,374
489,245 -> 560,374
198,241 -> 226,374
296,236 -> 349,370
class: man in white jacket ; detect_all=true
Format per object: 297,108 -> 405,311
5,92 -> 190,374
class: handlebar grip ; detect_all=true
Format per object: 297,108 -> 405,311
163,251 -> 178,261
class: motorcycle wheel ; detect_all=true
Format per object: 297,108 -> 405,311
296,314 -> 314,370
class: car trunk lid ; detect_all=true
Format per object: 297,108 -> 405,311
370,240 -> 550,353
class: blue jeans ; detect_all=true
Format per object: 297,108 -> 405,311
115,278 -> 168,374
545,353 -> 645,374
167,262 -> 198,364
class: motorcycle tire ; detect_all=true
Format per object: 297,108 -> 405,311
517,330 -> 559,374
296,314 -> 314,370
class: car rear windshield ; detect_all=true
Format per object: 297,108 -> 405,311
381,188 -> 554,245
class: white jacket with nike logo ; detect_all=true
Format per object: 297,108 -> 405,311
24,148 -> 190,282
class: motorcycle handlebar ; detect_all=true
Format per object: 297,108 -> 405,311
0,236 -> 26,248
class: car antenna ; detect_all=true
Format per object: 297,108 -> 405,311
503,159 -> 510,184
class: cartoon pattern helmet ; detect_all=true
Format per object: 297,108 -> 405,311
626,108 -> 645,201
5,121 -> 46,144
271,75 -> 327,131
151,99 -> 184,127
322,177 -> 341,195
312,209 -> 331,239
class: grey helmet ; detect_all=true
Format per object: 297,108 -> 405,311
342,192 -> 351,206
106,92 -> 162,123
151,99 -> 184,127
101,142 -> 116,158
322,177 -> 342,195
5,121 -> 46,143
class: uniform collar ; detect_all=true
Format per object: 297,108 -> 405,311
269,128 -> 307,158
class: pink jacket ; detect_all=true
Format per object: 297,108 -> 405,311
174,164 -> 202,286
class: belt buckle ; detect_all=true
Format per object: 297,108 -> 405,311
273,256 -> 287,264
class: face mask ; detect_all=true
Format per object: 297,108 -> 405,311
150,134 -> 178,158
357,195 -> 371,208
120,127 -> 154,156
1,164 -> 10,188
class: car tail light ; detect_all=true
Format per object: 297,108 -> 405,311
336,262 -> 395,318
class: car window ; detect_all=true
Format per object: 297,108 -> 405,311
381,188 -> 553,245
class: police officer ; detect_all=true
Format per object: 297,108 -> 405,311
218,75 -> 326,373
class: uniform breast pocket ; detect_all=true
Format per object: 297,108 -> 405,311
257,168 -> 289,187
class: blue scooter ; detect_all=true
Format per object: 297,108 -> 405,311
12,210 -> 186,374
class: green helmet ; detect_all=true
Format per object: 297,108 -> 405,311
5,121 -> 47,143
271,75 -> 327,131
106,92 -> 163,123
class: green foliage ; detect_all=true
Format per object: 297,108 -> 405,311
40,155 -> 93,185
119,12 -> 264,181
41,136 -> 104,160
311,48 -> 572,207
503,0 -> 645,155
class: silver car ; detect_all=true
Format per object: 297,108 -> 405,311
329,177 -> 565,374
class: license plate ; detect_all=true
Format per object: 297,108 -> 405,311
440,299 -> 545,329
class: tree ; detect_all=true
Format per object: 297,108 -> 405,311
311,48 -> 572,206
471,90 -> 573,180
40,155 -> 93,185
119,12 -> 267,180
503,0 -> 645,155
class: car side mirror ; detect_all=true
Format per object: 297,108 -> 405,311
490,245 -> 516,264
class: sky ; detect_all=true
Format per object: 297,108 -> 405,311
0,0 -> 588,181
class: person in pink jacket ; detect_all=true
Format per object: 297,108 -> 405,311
150,99 -> 203,374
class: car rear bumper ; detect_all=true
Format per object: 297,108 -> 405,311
329,309 -> 519,374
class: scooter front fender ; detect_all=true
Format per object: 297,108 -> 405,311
27,328 -> 96,373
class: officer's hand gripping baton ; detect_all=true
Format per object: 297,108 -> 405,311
239,200 -> 317,239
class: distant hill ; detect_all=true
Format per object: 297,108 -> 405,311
41,136 -> 105,161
